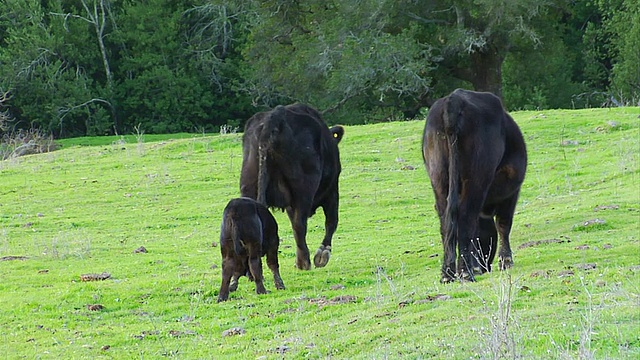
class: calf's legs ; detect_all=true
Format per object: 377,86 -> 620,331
266,247 -> 285,290
218,257 -> 236,302
248,256 -> 267,294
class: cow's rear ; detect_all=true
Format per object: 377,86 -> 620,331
240,104 -> 344,270
422,89 -> 527,283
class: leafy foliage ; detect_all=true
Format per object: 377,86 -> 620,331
0,0 -> 637,137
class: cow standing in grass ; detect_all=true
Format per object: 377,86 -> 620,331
422,89 -> 527,283
217,197 -> 285,302
240,104 -> 344,270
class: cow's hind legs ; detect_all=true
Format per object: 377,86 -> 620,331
496,194 -> 519,270
288,208 -> 312,270
457,253 -> 476,282
441,240 -> 458,283
314,198 -> 338,268
471,216 -> 498,274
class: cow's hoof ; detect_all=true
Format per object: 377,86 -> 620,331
296,258 -> 311,270
217,295 -> 228,303
499,256 -> 513,270
275,279 -> 285,290
229,279 -> 239,292
440,275 -> 456,284
314,245 -> 331,268
440,268 -> 457,283
459,271 -> 476,282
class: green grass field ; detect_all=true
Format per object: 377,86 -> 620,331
1,107 -> 638,359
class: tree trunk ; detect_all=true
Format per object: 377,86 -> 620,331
83,0 -> 119,134
468,45 -> 504,98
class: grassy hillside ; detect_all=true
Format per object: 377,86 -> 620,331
1,107 -> 638,359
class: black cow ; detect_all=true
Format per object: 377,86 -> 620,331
240,104 -> 344,270
422,89 -> 527,283
218,197 -> 285,302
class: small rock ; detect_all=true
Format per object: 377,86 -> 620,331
576,263 -> 597,271
530,270 -> 551,278
607,121 -> 620,128
557,270 -> 574,278
133,246 -> 147,253
594,204 -> 619,212
222,327 -> 246,337
80,272 -> 111,281
330,295 -> 356,304
87,304 -> 104,311
582,219 -> 606,227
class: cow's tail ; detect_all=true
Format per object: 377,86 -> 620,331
257,146 -> 268,205
257,105 -> 287,205
443,92 -> 464,260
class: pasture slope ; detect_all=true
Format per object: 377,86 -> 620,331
0,107 -> 638,359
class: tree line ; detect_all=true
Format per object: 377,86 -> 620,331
0,0 -> 638,138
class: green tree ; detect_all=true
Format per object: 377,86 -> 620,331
604,0 -> 640,103
237,0 -> 566,121
569,0 -> 639,106
0,0 -> 96,136
113,0 -> 254,134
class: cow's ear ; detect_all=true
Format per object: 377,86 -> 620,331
330,126 -> 344,144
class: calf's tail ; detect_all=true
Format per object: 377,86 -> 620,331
226,212 -> 245,256
443,92 -> 464,260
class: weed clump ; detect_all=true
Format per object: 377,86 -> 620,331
1,129 -> 59,160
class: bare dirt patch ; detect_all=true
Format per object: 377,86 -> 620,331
222,327 -> 246,337
518,238 -> 567,249
0,255 -> 27,261
400,294 -> 451,307
309,295 -> 357,308
575,263 -> 597,271
594,204 -> 619,211
80,272 -> 111,281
